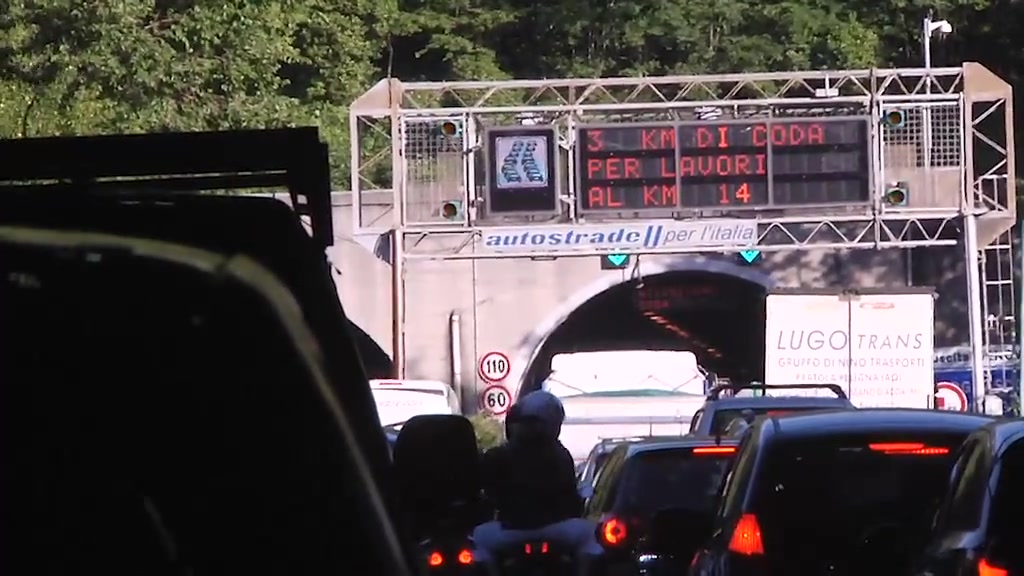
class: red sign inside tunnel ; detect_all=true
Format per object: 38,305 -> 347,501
634,283 -> 724,312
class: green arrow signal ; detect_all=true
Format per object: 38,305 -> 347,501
606,254 -> 628,266
738,250 -> 761,264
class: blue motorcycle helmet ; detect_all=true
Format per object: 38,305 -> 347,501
508,390 -> 565,443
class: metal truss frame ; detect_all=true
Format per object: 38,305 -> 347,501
352,66 -> 968,117
351,65 -> 1015,390
400,214 -> 961,260
349,63 -> 1015,244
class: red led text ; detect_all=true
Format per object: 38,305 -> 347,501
693,123 -> 826,148
587,185 -> 678,208
677,154 -> 766,178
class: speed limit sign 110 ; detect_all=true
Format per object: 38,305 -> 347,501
480,384 -> 512,416
478,351 -> 511,382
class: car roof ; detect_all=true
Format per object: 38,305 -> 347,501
978,419 -> 1024,453
762,408 -> 995,440
625,436 -> 740,457
593,437 -> 645,451
706,396 -> 852,409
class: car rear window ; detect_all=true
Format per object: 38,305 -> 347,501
709,407 -> 833,435
614,447 -> 735,516
752,433 -> 966,574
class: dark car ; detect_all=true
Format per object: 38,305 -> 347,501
577,437 -> 646,496
688,409 -> 994,576
384,425 -> 402,458
0,227 -> 410,576
587,437 -> 740,575
688,383 -> 855,436
913,418 -> 1024,576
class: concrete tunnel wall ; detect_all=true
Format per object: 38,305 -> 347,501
323,199 -> 980,412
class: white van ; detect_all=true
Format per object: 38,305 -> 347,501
370,379 -> 461,427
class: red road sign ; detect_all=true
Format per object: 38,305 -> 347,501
480,384 -> 512,415
935,381 -> 968,412
478,351 -> 511,382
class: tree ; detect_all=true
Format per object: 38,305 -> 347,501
0,0 -> 1019,187
469,413 -> 505,450
0,0 -> 380,183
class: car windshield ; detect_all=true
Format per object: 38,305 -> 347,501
615,447 -> 734,516
752,432 -> 967,575
709,406 -> 830,435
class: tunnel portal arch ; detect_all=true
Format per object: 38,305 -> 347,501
510,258 -> 776,398
348,320 -> 394,380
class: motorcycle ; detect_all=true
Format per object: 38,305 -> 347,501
421,536 -> 482,575
419,499 -> 490,575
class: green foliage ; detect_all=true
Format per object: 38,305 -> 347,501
0,0 -> 1020,189
469,413 -> 505,451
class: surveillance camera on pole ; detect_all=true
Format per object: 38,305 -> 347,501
928,19 -> 953,36
922,17 -> 953,71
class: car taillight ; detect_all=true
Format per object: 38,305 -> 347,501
867,442 -> 950,455
727,513 -> 764,556
427,551 -> 444,566
599,517 -> 629,547
693,446 -> 736,455
978,557 -> 1008,576
457,549 -> 473,564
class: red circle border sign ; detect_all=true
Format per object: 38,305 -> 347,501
478,351 -> 511,383
480,384 -> 512,415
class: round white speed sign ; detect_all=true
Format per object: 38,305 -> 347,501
480,385 -> 512,415
478,351 -> 511,382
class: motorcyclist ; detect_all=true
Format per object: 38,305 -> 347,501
474,390 -> 601,562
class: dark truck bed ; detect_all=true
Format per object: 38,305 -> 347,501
0,129 -> 396,500
689,383 -> 856,436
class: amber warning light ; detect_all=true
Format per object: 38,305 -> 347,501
881,110 -> 906,129
439,200 -> 463,220
439,120 -> 462,137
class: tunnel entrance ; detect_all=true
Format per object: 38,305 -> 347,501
521,271 -> 767,394
348,321 -> 394,380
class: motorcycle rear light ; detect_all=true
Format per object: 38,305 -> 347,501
693,446 -> 736,455
457,549 -> 473,565
523,542 -> 550,555
727,513 -> 764,556
867,442 -> 950,455
599,517 -> 629,546
427,551 -> 443,566
978,557 -> 1008,576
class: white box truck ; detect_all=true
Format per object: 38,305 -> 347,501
764,288 -> 935,408
542,350 -> 709,461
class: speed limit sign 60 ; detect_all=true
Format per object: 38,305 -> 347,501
481,385 -> 512,415
478,351 -> 511,382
